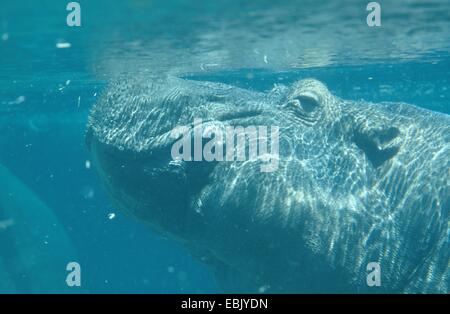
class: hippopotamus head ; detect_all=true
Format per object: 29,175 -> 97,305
86,77 -> 449,293
87,78 -> 350,234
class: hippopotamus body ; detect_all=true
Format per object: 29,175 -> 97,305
86,77 -> 449,293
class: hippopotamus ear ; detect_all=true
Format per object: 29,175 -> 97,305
353,125 -> 401,168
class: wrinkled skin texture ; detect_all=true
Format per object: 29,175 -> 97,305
87,77 -> 449,293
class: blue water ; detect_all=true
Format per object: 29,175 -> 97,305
0,0 -> 449,293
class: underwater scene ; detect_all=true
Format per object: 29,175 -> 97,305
0,0 -> 449,294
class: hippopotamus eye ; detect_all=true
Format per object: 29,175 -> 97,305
285,92 -> 321,114
294,94 -> 320,113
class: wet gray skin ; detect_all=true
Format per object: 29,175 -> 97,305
86,77 -> 449,293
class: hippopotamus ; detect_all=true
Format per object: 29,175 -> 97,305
86,77 -> 449,293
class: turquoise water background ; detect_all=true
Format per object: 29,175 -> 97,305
0,0 -> 449,292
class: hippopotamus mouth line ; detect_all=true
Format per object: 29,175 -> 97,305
140,109 -> 266,151
216,109 -> 264,123
86,108 -> 265,155
181,109 -> 265,133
